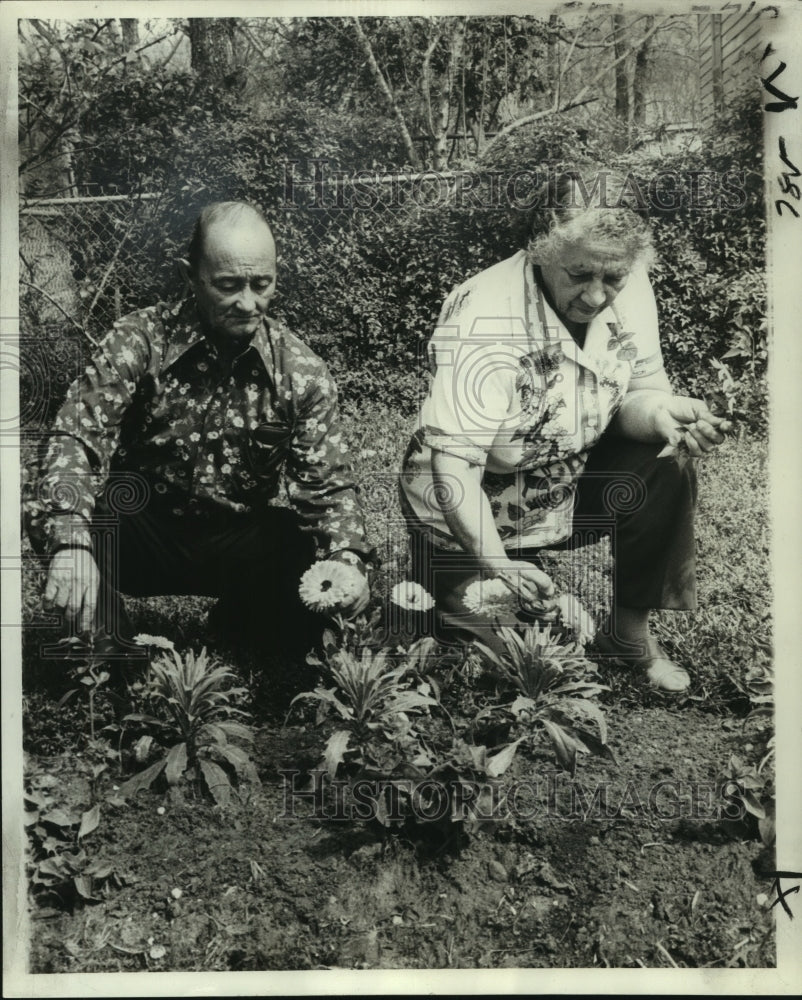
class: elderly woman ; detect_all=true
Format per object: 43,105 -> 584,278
399,170 -> 730,692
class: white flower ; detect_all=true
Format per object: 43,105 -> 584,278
298,560 -> 363,612
134,634 -> 176,651
556,594 -> 595,646
463,577 -> 519,616
390,581 -> 434,612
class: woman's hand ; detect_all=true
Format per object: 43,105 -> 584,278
494,559 -> 557,613
652,396 -> 732,458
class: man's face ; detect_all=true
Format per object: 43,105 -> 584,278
191,219 -> 277,340
540,243 -> 632,325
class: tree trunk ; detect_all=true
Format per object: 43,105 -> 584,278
612,14 -> 629,124
120,18 -> 139,50
632,16 -> 653,126
188,18 -> 236,84
430,18 -> 467,171
546,13 -> 560,104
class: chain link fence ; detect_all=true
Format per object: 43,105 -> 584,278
21,193 -> 168,342
19,169 -> 514,337
18,171 -> 515,427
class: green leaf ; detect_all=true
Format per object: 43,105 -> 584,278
123,713 -> 168,728
215,745 -> 261,786
541,719 -> 578,776
556,699 -> 608,745
487,737 -> 524,778
117,758 -> 167,799
164,742 -> 188,786
209,720 -> 254,744
84,859 -> 115,880
199,759 -> 231,808
41,808 -> 78,828
738,773 -> 765,792
510,695 -> 537,718
77,804 -> 100,840
323,729 -> 350,779
758,813 -> 776,846
741,789 -> 766,819
73,875 -> 98,900
35,856 -> 72,881
548,712 -> 616,764
386,691 -> 437,715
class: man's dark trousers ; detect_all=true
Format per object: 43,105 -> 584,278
89,494 -> 322,659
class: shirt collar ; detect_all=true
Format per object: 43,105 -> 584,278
528,265 -> 622,374
162,299 -> 278,375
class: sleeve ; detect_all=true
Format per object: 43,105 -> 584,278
23,313 -> 152,557
283,358 -> 375,564
420,336 -> 518,467
613,265 -> 665,381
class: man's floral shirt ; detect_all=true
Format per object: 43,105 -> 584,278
25,299 -> 373,562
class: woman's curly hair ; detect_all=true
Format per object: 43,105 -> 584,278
526,169 -> 655,270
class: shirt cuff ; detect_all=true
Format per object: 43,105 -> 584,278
327,546 -> 377,573
47,513 -> 93,555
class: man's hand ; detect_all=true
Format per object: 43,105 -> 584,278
43,548 -> 100,634
495,559 -> 556,613
327,550 -> 371,619
652,396 -> 732,458
336,576 -> 371,619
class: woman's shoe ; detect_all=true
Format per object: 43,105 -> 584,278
594,632 -> 690,693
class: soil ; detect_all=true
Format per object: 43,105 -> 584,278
24,689 -> 775,973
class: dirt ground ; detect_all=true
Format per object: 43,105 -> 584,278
24,689 -> 775,972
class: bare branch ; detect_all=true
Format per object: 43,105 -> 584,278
19,279 -> 98,346
85,218 -> 134,321
97,32 -> 173,79
157,32 -> 185,71
421,27 -> 442,138
352,17 -> 420,169
483,14 -> 671,156
29,18 -> 62,51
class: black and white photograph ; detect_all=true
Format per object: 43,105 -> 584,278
3,0 -> 801,994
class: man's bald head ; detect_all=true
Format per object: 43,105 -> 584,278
184,202 -> 277,341
187,202 -> 275,274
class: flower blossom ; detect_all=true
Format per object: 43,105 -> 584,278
298,560 -> 363,612
462,577 -> 519,617
133,633 -> 176,651
390,581 -> 434,612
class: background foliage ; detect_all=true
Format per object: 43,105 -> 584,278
19,16 -> 766,426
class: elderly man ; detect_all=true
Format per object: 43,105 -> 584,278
26,201 -> 373,666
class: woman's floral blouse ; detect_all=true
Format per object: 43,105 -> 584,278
400,250 -> 665,551
25,299 -> 373,563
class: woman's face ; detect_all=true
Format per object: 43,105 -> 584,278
540,243 -> 632,325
